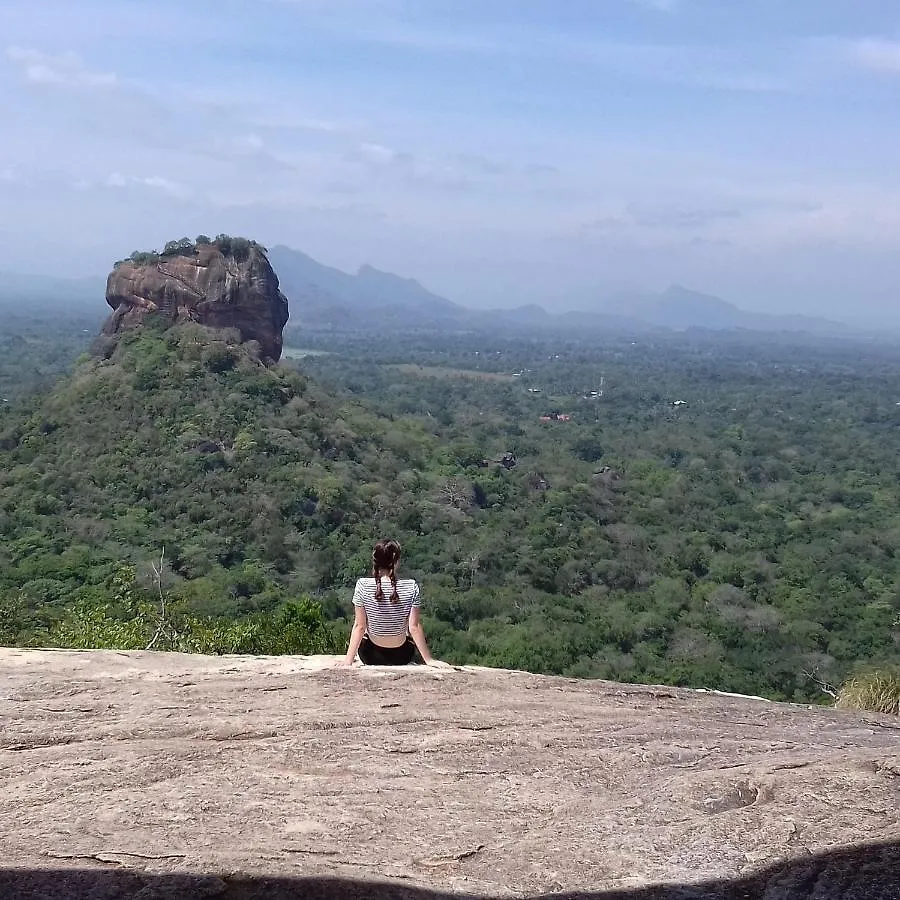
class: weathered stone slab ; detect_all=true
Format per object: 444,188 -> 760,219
1,649 -> 898,898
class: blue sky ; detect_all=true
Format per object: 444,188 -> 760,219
2,0 -> 900,321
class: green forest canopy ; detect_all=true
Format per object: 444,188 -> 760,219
0,319 -> 898,701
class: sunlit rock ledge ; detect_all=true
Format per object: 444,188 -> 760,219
1,648 -> 898,899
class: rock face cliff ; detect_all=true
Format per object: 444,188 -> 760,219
103,242 -> 289,361
2,649 -> 899,899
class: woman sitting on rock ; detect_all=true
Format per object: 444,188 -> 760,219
340,539 -> 448,667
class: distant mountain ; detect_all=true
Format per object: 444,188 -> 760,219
0,249 -> 853,340
267,246 -> 461,319
624,285 -> 746,330
270,247 -> 664,337
0,271 -> 104,310
593,284 -> 849,337
270,246 -> 850,339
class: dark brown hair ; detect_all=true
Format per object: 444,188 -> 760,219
372,539 -> 402,603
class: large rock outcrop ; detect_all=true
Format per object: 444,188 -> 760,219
103,242 -> 289,361
2,649 -> 899,899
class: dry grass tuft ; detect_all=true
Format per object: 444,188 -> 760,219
836,668 -> 900,715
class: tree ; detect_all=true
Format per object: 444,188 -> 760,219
162,238 -> 194,257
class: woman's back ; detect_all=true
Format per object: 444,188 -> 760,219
352,577 -> 420,638
340,538 -> 446,667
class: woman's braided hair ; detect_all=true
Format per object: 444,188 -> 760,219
372,539 -> 401,603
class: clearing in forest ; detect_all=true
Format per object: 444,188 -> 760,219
385,363 -> 515,382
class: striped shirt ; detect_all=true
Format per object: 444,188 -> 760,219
352,577 -> 421,639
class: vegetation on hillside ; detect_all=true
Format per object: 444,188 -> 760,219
0,318 -> 898,699
295,330 -> 900,698
0,322 -> 440,657
115,235 -> 265,268
0,304 -> 101,403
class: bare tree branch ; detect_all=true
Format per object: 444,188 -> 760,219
801,668 -> 838,700
145,548 -> 177,651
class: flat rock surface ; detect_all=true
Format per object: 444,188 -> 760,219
1,649 -> 898,899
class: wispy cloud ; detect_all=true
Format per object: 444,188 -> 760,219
354,142 -> 405,165
571,192 -> 833,250
203,133 -> 298,172
338,22 -> 501,55
454,153 -> 508,176
6,46 -> 117,88
3,1 -> 900,322
847,37 -> 900,73
105,172 -> 190,197
347,141 -> 472,189
328,22 -> 793,94
345,140 -> 555,192
627,0 -> 679,10
626,203 -> 743,229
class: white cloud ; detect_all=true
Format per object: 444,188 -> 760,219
356,142 -> 400,164
331,24 -> 793,94
563,181 -> 888,254
2,3 -> 900,323
293,117 -> 349,133
105,172 -> 188,197
141,175 -> 184,195
848,38 -> 900,73
6,46 -> 116,88
347,142 -> 486,189
210,133 -> 266,156
265,0 -> 409,10
628,0 -> 678,10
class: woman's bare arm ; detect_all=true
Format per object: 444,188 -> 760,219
409,607 -> 449,667
341,605 -> 368,665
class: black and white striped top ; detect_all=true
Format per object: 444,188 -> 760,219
352,577 -> 421,639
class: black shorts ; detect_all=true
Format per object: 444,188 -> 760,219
358,635 -> 416,666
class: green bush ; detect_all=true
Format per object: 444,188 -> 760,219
123,236 -> 261,268
213,234 -> 257,260
202,344 -> 238,373
836,668 -> 900,715
49,594 -> 339,656
230,237 -> 252,261
129,250 -> 160,266
161,238 -> 195,258
50,600 -> 148,650
0,594 -> 31,646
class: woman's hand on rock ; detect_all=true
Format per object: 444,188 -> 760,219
425,659 -> 453,669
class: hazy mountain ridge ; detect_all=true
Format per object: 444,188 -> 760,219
268,246 -> 462,318
0,249 -> 853,338
0,271 -> 105,311
596,284 -> 850,336
269,245 -> 851,337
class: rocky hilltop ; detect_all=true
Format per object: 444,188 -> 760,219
103,238 -> 289,361
2,649 -> 898,899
